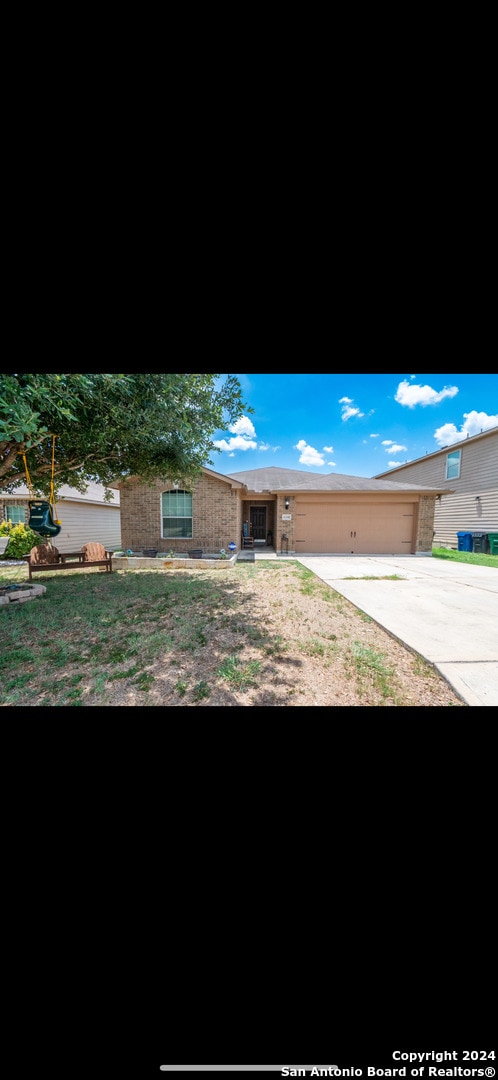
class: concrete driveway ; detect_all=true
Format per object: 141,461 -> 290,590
268,554 -> 498,707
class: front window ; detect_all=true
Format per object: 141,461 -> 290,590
6,505 -> 25,524
446,449 -> 461,480
162,490 -> 193,539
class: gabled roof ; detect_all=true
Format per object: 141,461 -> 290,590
202,466 -> 246,489
226,465 -> 447,495
108,467 -> 245,491
1,481 -> 120,505
373,423 -> 498,478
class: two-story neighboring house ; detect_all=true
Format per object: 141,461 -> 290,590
373,425 -> 498,550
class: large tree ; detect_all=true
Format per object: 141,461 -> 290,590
0,373 -> 249,497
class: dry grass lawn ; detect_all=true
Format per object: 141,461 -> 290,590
0,558 -> 467,707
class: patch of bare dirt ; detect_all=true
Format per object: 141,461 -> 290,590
98,562 -> 467,707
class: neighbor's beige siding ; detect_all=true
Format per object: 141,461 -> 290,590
53,501 -> 121,552
376,430 -> 497,495
374,429 -> 498,549
1,497 -> 121,553
434,489 -> 498,548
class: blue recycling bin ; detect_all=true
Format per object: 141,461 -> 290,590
456,531 -> 473,552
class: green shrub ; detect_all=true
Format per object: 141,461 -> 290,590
0,520 -> 43,558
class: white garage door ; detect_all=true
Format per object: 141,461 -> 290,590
294,501 -> 414,554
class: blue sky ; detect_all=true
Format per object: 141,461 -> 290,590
210,373 -> 498,478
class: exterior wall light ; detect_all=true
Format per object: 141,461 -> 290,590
285,498 -> 290,509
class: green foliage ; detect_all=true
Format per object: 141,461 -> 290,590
0,519 -> 42,558
192,681 -> 210,701
0,373 -> 250,496
218,654 -> 261,687
432,546 -> 498,569
348,641 -> 397,701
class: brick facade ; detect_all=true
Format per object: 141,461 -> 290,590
416,495 -> 438,553
114,471 -> 437,556
118,473 -> 242,554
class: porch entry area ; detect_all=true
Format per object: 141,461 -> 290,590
250,505 -> 265,540
250,506 -> 267,542
242,506 -> 273,548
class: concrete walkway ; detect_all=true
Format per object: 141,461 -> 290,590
254,550 -> 498,707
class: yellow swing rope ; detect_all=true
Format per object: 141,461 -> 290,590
50,435 -> 62,524
22,453 -> 34,498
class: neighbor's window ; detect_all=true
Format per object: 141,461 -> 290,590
6,505 -> 25,524
446,449 -> 461,480
162,490 -> 193,539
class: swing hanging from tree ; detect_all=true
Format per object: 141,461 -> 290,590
24,436 -> 63,538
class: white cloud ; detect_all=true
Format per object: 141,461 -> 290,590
341,404 -> 364,421
382,440 -> 395,446
294,439 -> 326,466
387,460 -> 406,468
227,416 -> 257,437
213,435 -> 258,452
386,443 -> 407,454
339,396 -> 364,421
323,445 -> 334,453
370,433 -> 379,439
433,410 -> 498,447
327,460 -> 336,467
256,442 -> 280,454
395,379 -> 459,407
213,415 -> 258,453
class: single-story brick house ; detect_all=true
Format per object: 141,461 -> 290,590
373,424 -> 498,551
1,481 -> 121,554
109,466 -> 451,556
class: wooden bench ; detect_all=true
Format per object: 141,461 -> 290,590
24,541 -> 113,582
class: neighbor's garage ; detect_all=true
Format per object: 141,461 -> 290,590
293,495 -> 417,554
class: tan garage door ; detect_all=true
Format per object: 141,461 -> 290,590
294,501 -> 414,554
